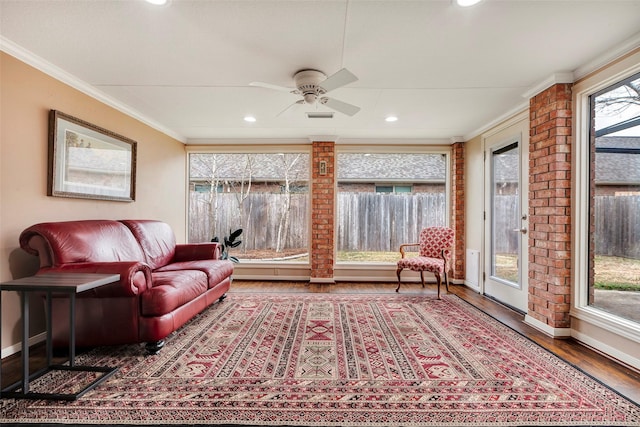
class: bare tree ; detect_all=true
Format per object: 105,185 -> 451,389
226,154 -> 254,252
596,78 -> 640,114
275,153 -> 302,252
188,154 -> 222,242
206,155 -> 223,241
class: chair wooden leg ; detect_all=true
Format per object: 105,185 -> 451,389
420,271 -> 425,288
444,270 -> 450,293
396,267 -> 403,292
435,273 -> 441,299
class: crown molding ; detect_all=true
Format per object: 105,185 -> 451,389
308,135 -> 339,143
521,72 -> 575,100
463,101 -> 529,142
574,31 -> 640,81
0,36 -> 186,143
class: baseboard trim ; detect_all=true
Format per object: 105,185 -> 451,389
524,315 -> 572,338
571,330 -> 640,372
463,281 -> 481,292
309,277 -> 336,284
1,331 -> 46,359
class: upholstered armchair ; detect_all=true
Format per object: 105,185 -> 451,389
396,226 -> 455,299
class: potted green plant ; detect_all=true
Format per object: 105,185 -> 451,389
211,228 -> 243,263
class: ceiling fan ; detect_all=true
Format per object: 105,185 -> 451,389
250,68 -> 360,117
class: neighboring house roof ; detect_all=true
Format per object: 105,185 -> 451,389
188,137 -> 640,186
190,153 -> 310,182
337,153 -> 445,182
596,136 -> 640,185
491,136 -> 640,185
190,153 -> 446,183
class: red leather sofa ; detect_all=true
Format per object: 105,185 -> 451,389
19,219 -> 234,354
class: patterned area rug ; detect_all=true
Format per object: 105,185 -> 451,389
2,293 -> 639,426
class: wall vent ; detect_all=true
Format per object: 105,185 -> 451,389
306,112 -> 334,119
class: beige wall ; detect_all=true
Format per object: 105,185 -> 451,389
464,134 -> 483,265
1,52 -> 187,354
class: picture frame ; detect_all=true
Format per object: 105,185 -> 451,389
48,110 -> 137,202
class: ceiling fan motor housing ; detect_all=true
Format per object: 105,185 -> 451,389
294,69 -> 326,103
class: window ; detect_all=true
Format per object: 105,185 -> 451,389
375,185 -> 413,193
188,152 -> 310,262
336,151 -> 448,263
587,72 -> 640,324
193,183 -> 223,193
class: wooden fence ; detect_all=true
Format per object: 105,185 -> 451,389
189,192 -> 639,259
189,192 -> 446,251
491,195 -> 640,257
189,192 -> 309,250
337,193 -> 445,251
493,195 -> 519,254
594,195 -> 640,259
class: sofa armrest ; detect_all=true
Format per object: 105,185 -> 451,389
39,261 -> 152,297
174,242 -> 221,262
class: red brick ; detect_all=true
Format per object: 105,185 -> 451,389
527,83 -> 573,328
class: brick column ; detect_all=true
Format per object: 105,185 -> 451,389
451,142 -> 465,280
528,83 -> 572,330
311,141 -> 335,282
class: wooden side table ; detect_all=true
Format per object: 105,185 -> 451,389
0,273 -> 120,400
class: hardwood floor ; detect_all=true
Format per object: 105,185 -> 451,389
2,280 -> 640,406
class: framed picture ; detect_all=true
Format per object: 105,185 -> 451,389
48,110 -> 137,202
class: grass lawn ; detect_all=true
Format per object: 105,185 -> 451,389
494,254 -> 640,292
594,255 -> 640,291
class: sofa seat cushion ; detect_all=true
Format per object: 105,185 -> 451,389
156,260 -> 234,289
141,270 -> 208,316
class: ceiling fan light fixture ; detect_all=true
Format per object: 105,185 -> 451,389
455,0 -> 482,6
303,93 -> 317,104
145,0 -> 169,5
244,115 -> 256,123
251,68 -> 360,117
385,115 -> 398,122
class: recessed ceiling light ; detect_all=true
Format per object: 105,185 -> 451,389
244,116 -> 256,123
146,0 -> 168,5
385,116 -> 398,122
456,0 -> 482,6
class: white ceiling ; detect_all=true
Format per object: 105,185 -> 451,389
2,0 -> 640,145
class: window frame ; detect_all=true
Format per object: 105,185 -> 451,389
335,145 -> 452,265
573,65 -> 640,345
185,144 -> 312,265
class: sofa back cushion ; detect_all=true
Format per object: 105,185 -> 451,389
19,220 -> 145,266
119,220 -> 176,270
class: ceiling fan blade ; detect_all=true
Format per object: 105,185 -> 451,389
276,99 -> 305,117
321,97 -> 361,116
318,68 -> 358,93
250,81 -> 297,94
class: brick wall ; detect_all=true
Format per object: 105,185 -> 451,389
311,141 -> 335,280
528,83 -> 573,329
451,141 -> 465,279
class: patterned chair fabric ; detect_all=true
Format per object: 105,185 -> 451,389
396,226 -> 455,299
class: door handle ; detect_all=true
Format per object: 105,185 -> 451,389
512,228 -> 527,234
